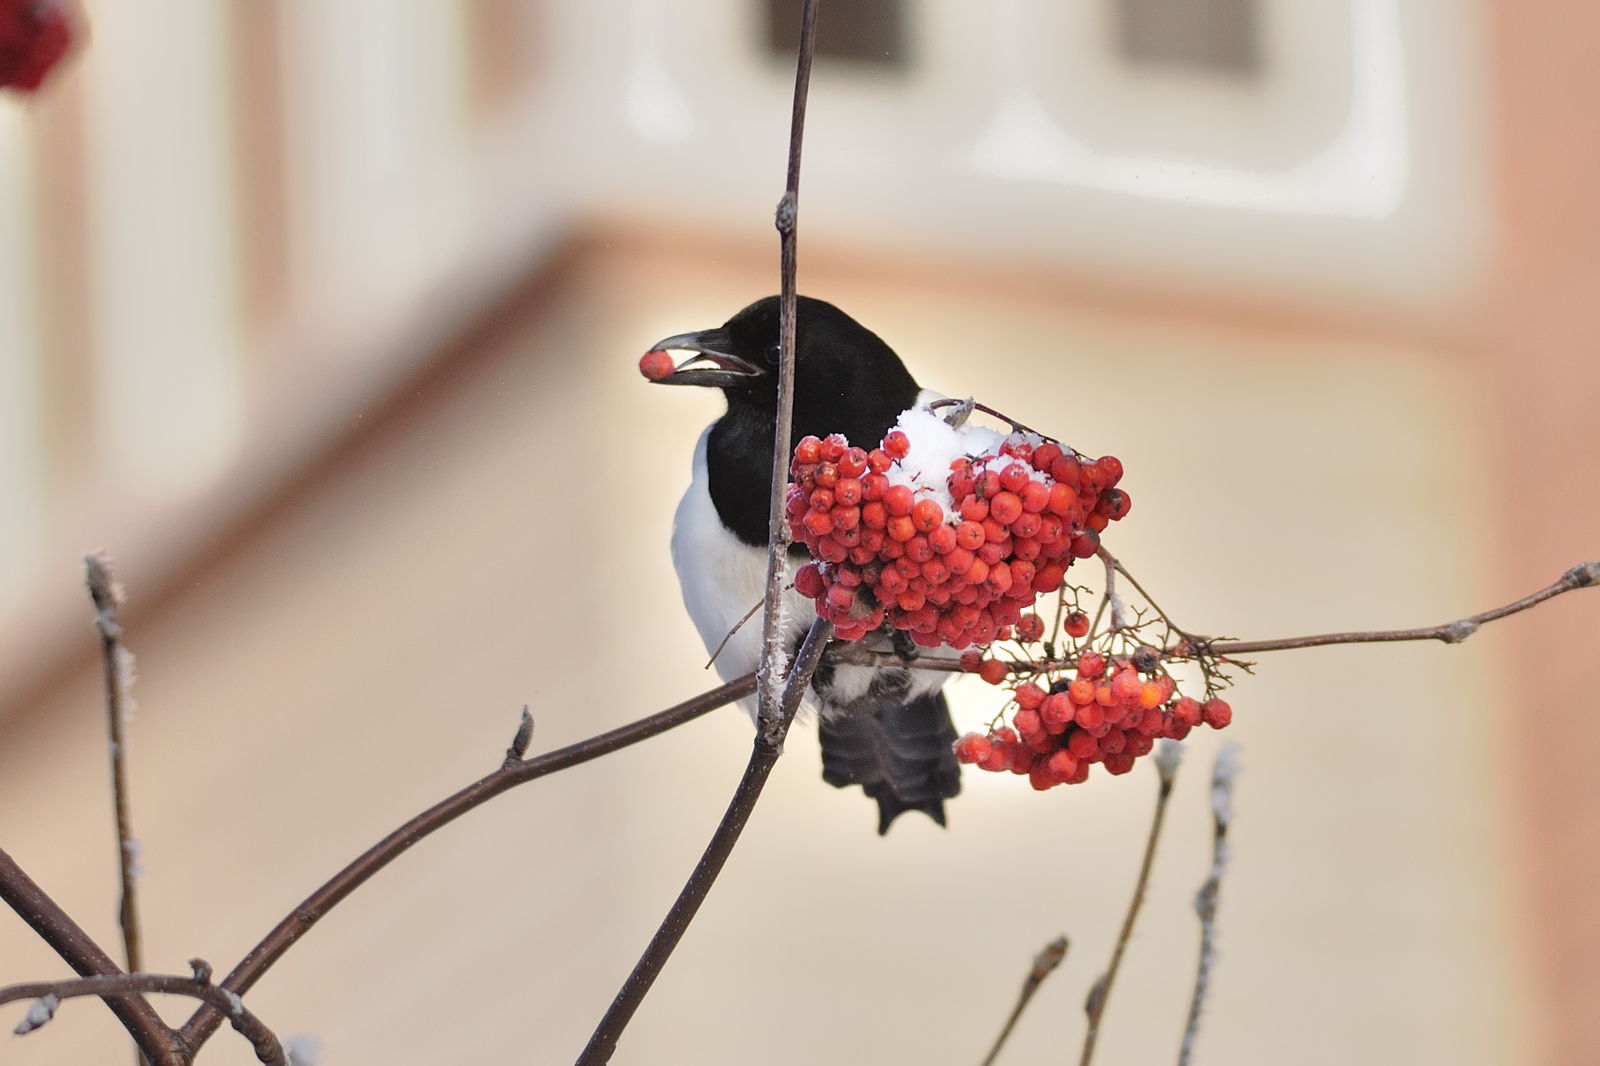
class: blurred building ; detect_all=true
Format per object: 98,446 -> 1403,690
0,1 -> 1595,1064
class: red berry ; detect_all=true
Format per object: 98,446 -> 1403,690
839,447 -> 869,478
794,563 -> 826,598
1032,563 -> 1065,594
1069,529 -> 1101,559
999,463 -> 1031,494
1174,697 -> 1202,727
1032,442 -> 1063,472
954,733 -> 991,763
821,434 -> 848,462
1138,683 -> 1163,710
802,509 -> 834,537
1111,670 -> 1143,703
814,462 -> 838,489
1074,701 -> 1103,730
1014,682 -> 1046,710
861,501 -> 888,529
979,740 -> 1011,773
883,430 -> 910,459
886,515 -> 916,542
884,484 -> 915,517
1063,611 -> 1090,638
1077,652 -> 1106,678
989,491 -> 1022,525
1067,729 -> 1099,759
928,524 -> 957,555
960,495 -> 989,522
959,648 -> 983,673
794,436 -> 822,465
834,478 -> 863,507
1017,614 -> 1044,641
639,349 -> 677,380
1202,698 -> 1233,728
1046,749 -> 1078,779
1086,512 -> 1110,533
1097,488 -> 1131,520
911,498 -> 944,533
1041,693 -> 1073,729
1067,678 -> 1095,704
1013,708 -> 1042,735
1104,752 -> 1136,775
978,659 -> 1008,685
1097,455 -> 1124,486
1050,454 -> 1082,490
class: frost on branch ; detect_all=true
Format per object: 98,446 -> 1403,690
12,993 -> 59,1035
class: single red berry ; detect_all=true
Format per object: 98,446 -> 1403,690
814,462 -> 838,489
1097,455 -> 1124,486
794,435 -> 823,465
1046,749 -> 1078,779
639,349 -> 677,380
927,524 -> 957,555
861,501 -> 888,529
1069,529 -> 1101,559
1016,614 -> 1044,641
999,462 -> 1031,494
883,430 -> 910,459
820,434 -> 848,462
1010,511 -> 1042,539
1138,683 -> 1163,710
0,1 -> 73,93
1174,696 -> 1202,727
959,494 -> 989,522
1050,454 -> 1082,490
1077,651 -> 1106,678
1040,693 -> 1073,729
1029,764 -> 1058,791
1086,512 -> 1110,533
794,563 -> 826,598
1014,682 -> 1046,710
989,491 -> 1023,525
1097,487 -> 1131,520
911,497 -> 944,533
886,515 -> 916,542
1032,442 -> 1063,472
839,447 -> 869,478
1013,708 -> 1042,735
1067,729 -> 1099,759
978,659 -> 1008,685
1019,480 -> 1051,515
1202,698 -> 1233,728
1032,562 -> 1065,594
1063,611 -> 1090,638
884,484 -> 915,517
959,648 -> 983,672
1111,670 -> 1143,703
953,733 -> 991,763
1074,701 -> 1104,730
1104,752 -> 1136,775
834,478 -> 863,507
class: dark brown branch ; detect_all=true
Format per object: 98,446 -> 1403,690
1178,743 -> 1238,1066
177,673 -> 756,1051
576,618 -> 833,1066
2,961 -> 285,1066
925,398 -> 1060,445
755,0 -> 820,728
827,561 -> 1600,673
979,935 -> 1069,1066
84,553 -> 143,977
1079,743 -> 1182,1066
0,847 -> 180,1065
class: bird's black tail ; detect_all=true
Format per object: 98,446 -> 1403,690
818,691 -> 962,835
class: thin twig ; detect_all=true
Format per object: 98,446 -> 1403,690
707,597 -> 764,669
0,847 -> 180,1064
575,618 -> 833,1065
755,0 -> 820,731
979,935 -> 1069,1066
2,960 -> 284,1065
1079,742 -> 1183,1066
826,561 -> 1600,673
925,398 -> 1060,444
1177,743 -> 1239,1066
84,553 -> 143,978
177,673 -> 756,1051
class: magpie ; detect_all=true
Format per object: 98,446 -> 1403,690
648,295 -> 962,835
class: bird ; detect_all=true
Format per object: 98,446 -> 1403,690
646,294 -> 962,835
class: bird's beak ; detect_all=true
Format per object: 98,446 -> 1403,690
644,328 -> 764,388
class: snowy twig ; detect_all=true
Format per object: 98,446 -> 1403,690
827,562 -> 1600,673
1178,743 -> 1239,1066
979,935 -> 1069,1066
0,959 -> 286,1065
177,673 -> 757,1053
576,618 -> 833,1065
84,553 -> 143,978
755,0 -> 820,732
1079,743 -> 1183,1066
0,847 -> 179,1064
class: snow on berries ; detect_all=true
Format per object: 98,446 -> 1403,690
787,405 -> 1126,645
788,400 -> 1235,790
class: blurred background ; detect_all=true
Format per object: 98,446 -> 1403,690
0,0 -> 1595,1063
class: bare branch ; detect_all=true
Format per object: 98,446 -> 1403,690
84,552 -> 143,978
1,961 -> 284,1065
177,673 -> 756,1052
1178,743 -> 1240,1066
706,597 -> 763,669
0,847 -> 179,1064
979,935 -> 1069,1066
1079,746 -> 1182,1066
828,561 -> 1600,673
576,618 -> 833,1065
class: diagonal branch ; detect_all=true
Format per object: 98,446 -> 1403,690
979,935 -> 1069,1066
1079,742 -> 1183,1066
84,552 -> 143,977
2,960 -> 284,1065
177,674 -> 756,1051
0,847 -> 180,1065
1177,743 -> 1239,1066
576,618 -> 832,1065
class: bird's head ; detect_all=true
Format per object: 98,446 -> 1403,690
642,295 -> 918,422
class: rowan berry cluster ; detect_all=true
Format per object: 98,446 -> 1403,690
788,416 -> 1130,643
954,642 -> 1233,790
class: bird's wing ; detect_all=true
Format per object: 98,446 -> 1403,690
817,689 -> 961,836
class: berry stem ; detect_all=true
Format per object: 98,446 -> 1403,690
1078,759 -> 1180,1066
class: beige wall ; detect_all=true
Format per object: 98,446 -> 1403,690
0,234 -> 1541,1064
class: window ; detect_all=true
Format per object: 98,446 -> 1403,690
1115,0 -> 1260,75
764,0 -> 907,69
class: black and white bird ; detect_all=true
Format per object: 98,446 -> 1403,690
647,295 -> 963,835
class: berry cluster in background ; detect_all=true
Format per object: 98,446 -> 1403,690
787,404 -> 1235,790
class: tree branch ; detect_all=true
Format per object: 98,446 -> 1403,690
979,935 -> 1069,1066
0,847 -> 180,1064
1079,742 -> 1183,1066
576,618 -> 832,1065
2,960 -> 284,1066
827,561 -> 1600,673
755,0 -> 819,731
84,552 -> 143,977
177,674 -> 756,1051
1177,743 -> 1239,1066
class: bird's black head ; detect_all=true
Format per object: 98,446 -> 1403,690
646,295 -> 923,546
